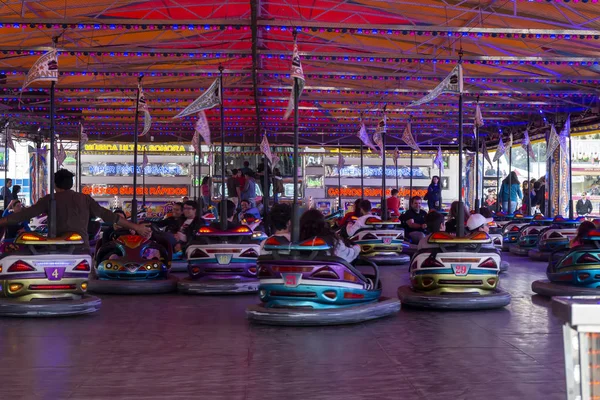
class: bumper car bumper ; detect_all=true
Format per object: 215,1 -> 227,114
532,280 -> 600,297
397,285 -> 511,310
88,274 -> 178,294
170,260 -> 188,272
509,244 -> 534,256
528,248 -> 552,261
500,261 -> 509,272
246,297 -> 400,326
358,251 -> 410,265
178,276 -> 259,294
0,294 -> 101,317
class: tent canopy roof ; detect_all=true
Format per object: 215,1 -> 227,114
0,0 -> 599,147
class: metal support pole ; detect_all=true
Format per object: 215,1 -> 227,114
337,141 -> 342,212
219,67 -> 227,231
77,127 -> 82,192
142,149 -> 146,208
496,158 -> 500,212
527,144 -> 531,216
508,144 -> 512,215
395,153 -> 399,191
569,133 -> 574,219
360,142 -> 364,200
263,154 -> 270,234
193,152 -> 197,202
439,162 -> 443,210
291,77 -> 300,243
475,126 -> 480,212
381,130 -> 387,219
409,149 -> 414,200
4,124 -> 7,205
131,76 -> 141,224
457,93 -> 465,237
197,144 -> 202,210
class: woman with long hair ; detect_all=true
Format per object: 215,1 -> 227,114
424,176 -> 442,211
300,209 -> 361,262
570,220 -> 596,248
498,171 -> 522,214
445,200 -> 469,234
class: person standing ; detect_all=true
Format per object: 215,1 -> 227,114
1,178 -> 12,210
226,169 -> 240,207
498,171 -> 522,214
241,170 -> 257,208
576,192 -> 593,216
535,177 -> 546,215
424,176 -> 442,211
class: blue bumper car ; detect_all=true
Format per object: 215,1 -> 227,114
528,218 -> 581,261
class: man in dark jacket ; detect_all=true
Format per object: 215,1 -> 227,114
576,193 -> 593,216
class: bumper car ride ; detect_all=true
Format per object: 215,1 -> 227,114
509,222 -> 553,256
529,222 -> 579,261
398,232 -> 511,310
178,225 -> 260,294
246,238 -> 400,326
0,232 -> 101,317
351,218 -> 410,264
89,232 -> 176,294
532,231 -> 600,297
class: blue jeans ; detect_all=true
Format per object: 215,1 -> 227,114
502,202 -> 517,214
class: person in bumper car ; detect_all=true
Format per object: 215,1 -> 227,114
401,196 -> 428,243
0,169 -> 150,247
237,199 -> 261,223
101,209 -> 132,244
173,200 -> 205,252
346,199 -> 376,237
2,199 -> 30,240
155,202 -> 185,234
445,201 -> 469,234
338,199 -> 361,228
259,203 -> 292,255
466,214 -> 495,249
570,220 -> 596,248
211,200 -> 240,231
386,189 -> 401,217
417,211 -> 445,250
300,209 -> 361,262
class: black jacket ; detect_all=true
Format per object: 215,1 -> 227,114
576,199 -> 593,215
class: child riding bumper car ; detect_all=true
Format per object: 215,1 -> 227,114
0,232 -> 101,317
398,232 -> 511,310
246,236 -> 400,326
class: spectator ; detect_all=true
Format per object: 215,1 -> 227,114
227,169 -> 240,207
241,161 -> 252,176
1,178 -> 12,209
576,193 -> 593,216
241,170 -> 257,207
498,171 -> 522,214
401,196 -> 428,243
424,176 -> 442,211
535,177 -> 546,215
386,189 -> 400,218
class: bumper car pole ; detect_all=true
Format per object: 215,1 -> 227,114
49,35 -> 58,238
219,66 -> 227,232
381,110 -> 387,219
291,34 -> 301,243
337,140 -> 342,212
360,140 -> 364,200
457,54 -> 465,237
474,99 -> 479,213
568,132 -> 573,220
131,75 -> 142,224
409,148 -> 413,200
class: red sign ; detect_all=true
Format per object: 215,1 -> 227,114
82,185 -> 189,197
326,187 -> 427,198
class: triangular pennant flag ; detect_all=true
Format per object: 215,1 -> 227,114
272,155 -> 280,167
260,134 -> 273,164
482,141 -> 493,166
521,130 -> 536,162
474,103 -> 484,128
357,122 -> 378,153
138,83 -> 151,136
375,114 -> 387,135
407,64 -> 463,108
558,115 -> 571,159
195,111 -> 212,147
283,39 -> 306,120
141,151 -> 149,168
547,124 -> 560,160
401,121 -> 421,152
173,79 -> 221,119
20,49 -> 58,103
79,123 -> 88,146
5,129 -> 15,152
191,129 -> 200,155
493,137 -> 506,162
433,145 -> 444,174
373,131 -> 384,158
207,152 -> 214,165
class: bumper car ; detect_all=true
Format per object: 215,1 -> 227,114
0,232 -> 101,317
532,231 -> 600,296
246,236 -> 400,326
501,215 -> 537,251
398,232 -> 511,310
528,218 -> 581,261
88,230 -> 177,294
508,217 -> 555,256
351,218 -> 410,264
178,225 -> 260,294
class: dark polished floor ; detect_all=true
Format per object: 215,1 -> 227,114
1,253 -> 566,400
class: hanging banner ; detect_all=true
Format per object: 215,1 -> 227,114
482,141 -> 493,166
260,134 -> 274,164
474,103 -> 484,128
195,110 -> 212,148
493,137 -> 506,162
406,64 -> 463,108
547,124 -> 560,160
173,78 -> 221,119
559,115 -> 571,159
21,49 -> 58,101
521,130 -> 536,161
357,122 -> 378,153
433,144 -> 444,174
401,121 -> 421,152
138,82 -> 151,136
56,142 -> 66,167
283,40 -> 306,120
